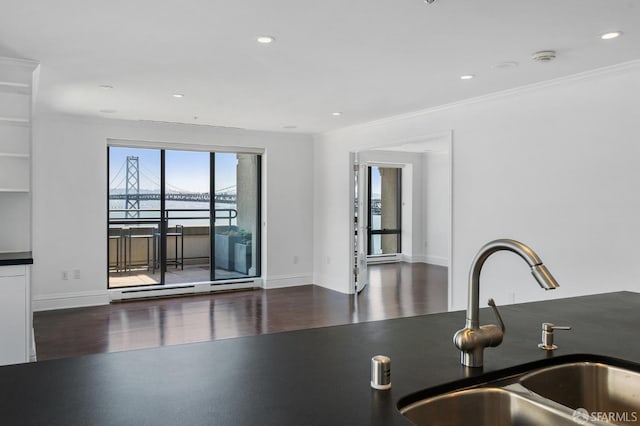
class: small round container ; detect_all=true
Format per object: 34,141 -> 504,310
370,355 -> 391,390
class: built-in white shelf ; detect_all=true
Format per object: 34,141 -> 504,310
0,57 -> 37,364
0,154 -> 30,191
0,81 -> 30,95
0,116 -> 29,126
0,123 -> 29,157
0,153 -> 29,159
0,188 -> 29,193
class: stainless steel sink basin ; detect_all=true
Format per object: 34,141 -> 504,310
398,356 -> 640,426
520,362 -> 640,424
400,387 -> 581,426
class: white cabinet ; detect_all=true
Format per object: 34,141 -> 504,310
0,265 -> 30,365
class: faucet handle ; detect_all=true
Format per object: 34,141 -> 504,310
538,322 -> 571,350
487,298 -> 506,333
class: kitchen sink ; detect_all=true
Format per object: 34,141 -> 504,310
400,387 -> 581,426
520,362 -> 640,423
398,355 -> 640,426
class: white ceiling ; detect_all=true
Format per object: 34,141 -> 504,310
1,0 -> 638,134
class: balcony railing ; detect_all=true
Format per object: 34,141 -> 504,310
108,208 -> 239,272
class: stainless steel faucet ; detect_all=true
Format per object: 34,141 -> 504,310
453,239 -> 559,367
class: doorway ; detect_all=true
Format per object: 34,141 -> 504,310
350,131 -> 453,302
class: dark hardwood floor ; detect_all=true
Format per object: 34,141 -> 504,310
33,262 -> 447,361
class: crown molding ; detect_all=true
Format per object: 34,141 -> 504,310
0,56 -> 39,70
325,59 -> 640,137
34,109 -> 313,140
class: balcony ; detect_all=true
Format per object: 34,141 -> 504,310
108,224 -> 254,288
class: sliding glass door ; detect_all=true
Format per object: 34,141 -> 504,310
108,147 -> 162,287
164,150 -> 211,285
213,153 -> 260,280
108,146 -> 261,289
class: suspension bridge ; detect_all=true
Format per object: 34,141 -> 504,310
109,156 -> 237,218
108,192 -> 236,203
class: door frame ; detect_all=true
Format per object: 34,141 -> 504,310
350,153 -> 369,294
107,141 -> 263,291
349,130 -> 453,302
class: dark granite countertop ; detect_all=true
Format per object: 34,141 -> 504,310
0,251 -> 33,266
0,291 -> 639,425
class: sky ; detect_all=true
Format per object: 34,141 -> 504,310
370,166 -> 383,200
109,147 -> 240,193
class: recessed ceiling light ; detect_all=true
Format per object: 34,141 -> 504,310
172,93 -> 185,98
600,31 -> 623,40
332,112 -> 342,116
99,85 -> 113,90
257,35 -> 275,44
99,109 -> 117,114
460,74 -> 475,80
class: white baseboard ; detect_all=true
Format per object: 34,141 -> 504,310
33,279 -> 265,309
367,254 -> 401,264
265,273 -> 313,289
110,278 -> 263,301
425,255 -> 449,267
401,254 -> 427,263
33,290 -> 110,311
368,254 -> 449,265
398,254 -> 448,266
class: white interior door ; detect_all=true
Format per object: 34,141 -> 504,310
353,156 -> 369,293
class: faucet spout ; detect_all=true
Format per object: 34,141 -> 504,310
466,239 -> 558,330
531,264 -> 559,290
455,239 -> 559,367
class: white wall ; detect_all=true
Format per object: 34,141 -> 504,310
423,150 -> 450,266
313,61 -> 640,309
31,113 -> 314,310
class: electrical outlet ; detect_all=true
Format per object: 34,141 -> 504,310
293,256 -> 299,264
73,269 -> 80,279
61,271 -> 69,280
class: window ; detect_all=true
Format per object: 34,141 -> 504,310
368,166 -> 401,256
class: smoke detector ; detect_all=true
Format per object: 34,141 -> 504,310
532,50 -> 557,63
